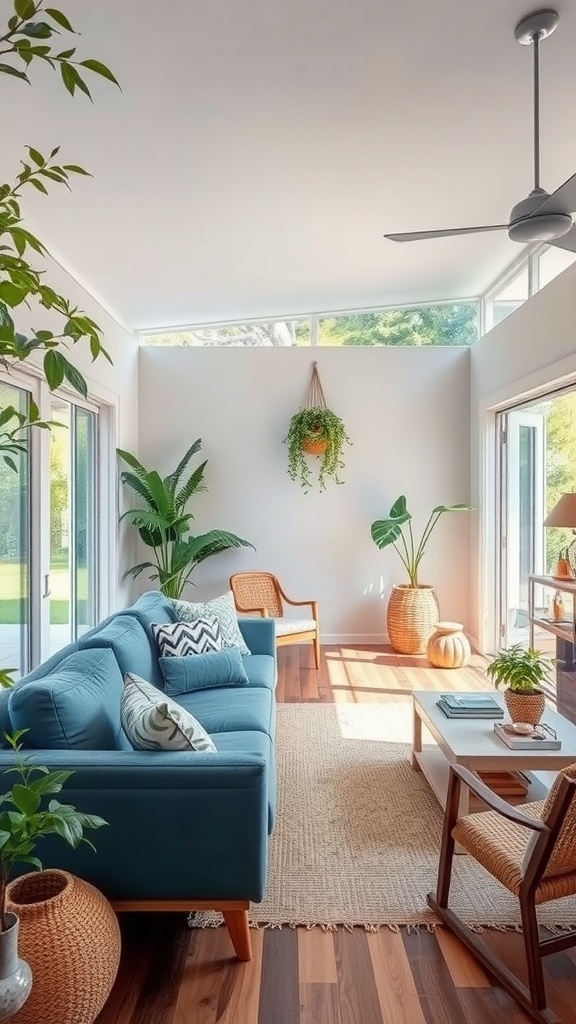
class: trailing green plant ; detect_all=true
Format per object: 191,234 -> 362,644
371,495 -> 472,587
117,441 -> 255,600
0,729 -> 107,931
0,0 -> 119,466
486,643 -> 556,694
283,406 -> 351,492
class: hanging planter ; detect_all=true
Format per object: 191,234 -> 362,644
284,362 -> 351,492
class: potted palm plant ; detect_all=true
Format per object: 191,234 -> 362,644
117,440 -> 254,599
486,644 -> 555,725
371,495 -> 471,654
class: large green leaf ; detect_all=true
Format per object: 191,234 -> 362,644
175,460 -> 207,512
116,448 -> 150,483
164,438 -> 202,493
118,508 -> 169,532
431,503 -> 472,514
370,519 -> 405,549
118,471 -> 156,506
389,495 -> 409,519
144,470 -> 175,521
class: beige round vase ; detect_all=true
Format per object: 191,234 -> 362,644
504,688 -> 546,726
387,584 -> 440,655
6,870 -> 121,1024
427,622 -> 471,669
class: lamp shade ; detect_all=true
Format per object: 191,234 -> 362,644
544,493 -> 576,528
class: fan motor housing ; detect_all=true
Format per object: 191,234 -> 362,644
508,191 -> 573,242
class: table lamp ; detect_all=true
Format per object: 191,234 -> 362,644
544,493 -> 576,577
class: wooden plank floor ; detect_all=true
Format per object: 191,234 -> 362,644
96,643 -> 576,1024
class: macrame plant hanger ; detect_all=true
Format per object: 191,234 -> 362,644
302,362 -> 328,455
304,361 -> 327,412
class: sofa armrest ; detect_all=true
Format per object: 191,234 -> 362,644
238,617 -> 275,657
0,750 -> 268,903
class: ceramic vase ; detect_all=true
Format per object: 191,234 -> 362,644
0,914 -> 32,1021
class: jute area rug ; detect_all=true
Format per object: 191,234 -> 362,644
195,702 -> 576,931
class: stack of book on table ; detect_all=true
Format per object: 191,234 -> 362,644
437,692 -> 504,719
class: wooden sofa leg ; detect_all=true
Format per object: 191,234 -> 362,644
223,908 -> 252,961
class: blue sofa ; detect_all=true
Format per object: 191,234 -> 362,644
0,591 -> 277,960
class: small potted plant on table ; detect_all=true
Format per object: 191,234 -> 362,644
486,644 -> 556,725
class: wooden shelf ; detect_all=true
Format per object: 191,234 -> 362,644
530,617 -> 575,644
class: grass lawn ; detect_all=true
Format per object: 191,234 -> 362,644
0,561 -> 88,625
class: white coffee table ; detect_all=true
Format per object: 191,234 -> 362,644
412,690 -> 576,820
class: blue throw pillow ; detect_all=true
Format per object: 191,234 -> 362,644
159,648 -> 249,696
8,647 -> 129,750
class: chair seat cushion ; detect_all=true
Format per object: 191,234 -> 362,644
273,617 -> 316,636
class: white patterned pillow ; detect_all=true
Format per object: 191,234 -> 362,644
171,591 -> 250,656
152,617 -> 222,658
121,673 -> 216,752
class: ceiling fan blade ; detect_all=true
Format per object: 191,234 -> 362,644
384,225 -> 508,243
549,224 -> 576,254
529,172 -> 576,218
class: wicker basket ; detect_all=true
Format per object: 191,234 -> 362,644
504,687 -> 546,725
387,584 -> 440,655
302,438 -> 327,455
6,870 -> 120,1024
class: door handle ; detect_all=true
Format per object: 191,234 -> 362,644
43,574 -> 51,598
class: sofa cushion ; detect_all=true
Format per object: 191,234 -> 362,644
177,685 -> 274,740
122,673 -> 216,752
8,648 -> 129,750
242,654 -> 276,690
124,590 -> 177,635
152,618 -> 222,658
171,592 -> 250,656
160,649 -> 249,697
79,614 -> 163,689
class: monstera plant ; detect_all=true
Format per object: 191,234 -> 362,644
118,441 -> 254,599
371,495 -> 472,655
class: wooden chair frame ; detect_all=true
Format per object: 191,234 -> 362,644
427,764 -> 576,1024
230,572 -> 320,669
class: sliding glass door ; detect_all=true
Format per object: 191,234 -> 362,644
0,382 -> 30,678
49,399 -> 98,654
499,409 -> 545,647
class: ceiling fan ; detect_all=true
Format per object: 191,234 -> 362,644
384,8 -> 576,252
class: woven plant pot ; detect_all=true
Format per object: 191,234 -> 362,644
387,584 -> 440,655
427,622 -> 471,669
504,687 -> 546,725
302,437 -> 327,455
6,870 -> 120,1024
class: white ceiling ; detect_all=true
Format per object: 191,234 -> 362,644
3,0 -> 576,330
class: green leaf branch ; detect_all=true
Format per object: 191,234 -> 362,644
0,0 -> 119,465
371,495 -> 472,587
0,730 -> 107,931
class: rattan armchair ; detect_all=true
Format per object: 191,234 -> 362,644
428,762 -> 576,1024
229,572 -> 320,669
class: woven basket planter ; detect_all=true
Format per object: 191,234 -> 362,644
6,870 -> 120,1024
387,584 -> 440,655
504,687 -> 546,725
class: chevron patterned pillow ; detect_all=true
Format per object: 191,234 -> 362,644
152,617 -> 222,658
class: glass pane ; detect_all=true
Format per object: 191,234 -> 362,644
140,320 -> 310,346
318,303 -> 478,346
490,268 -> 529,328
50,400 -> 71,655
74,408 -> 96,636
0,383 -> 30,679
538,247 -> 576,290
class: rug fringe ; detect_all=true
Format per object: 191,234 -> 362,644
187,914 -> 562,934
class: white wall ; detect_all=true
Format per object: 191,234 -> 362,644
138,346 -> 471,641
470,264 -> 576,648
12,257 -> 139,607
